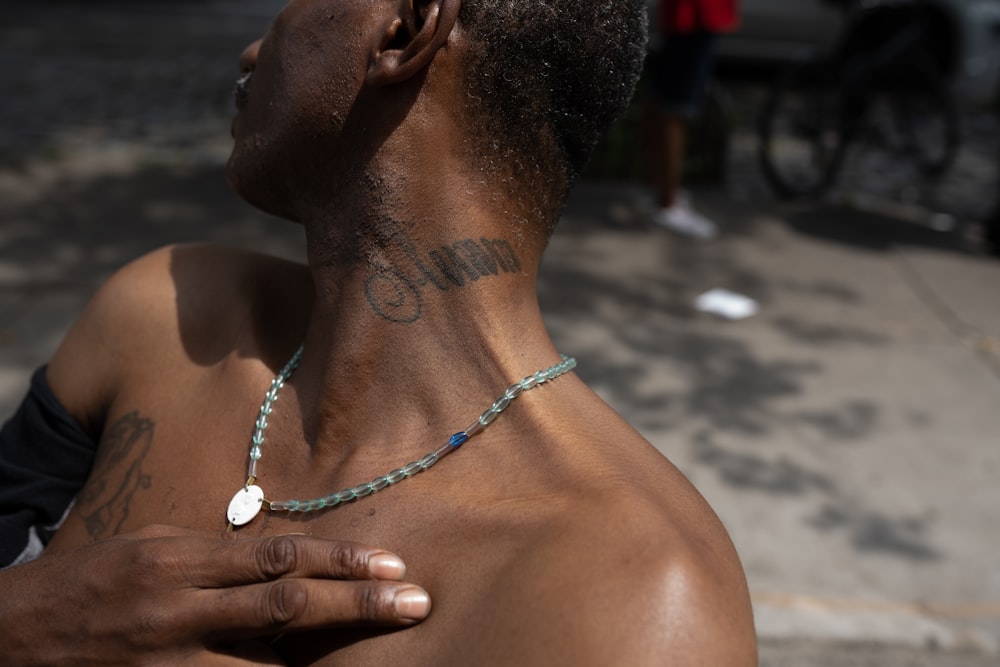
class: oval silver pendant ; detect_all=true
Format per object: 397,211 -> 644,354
227,485 -> 265,526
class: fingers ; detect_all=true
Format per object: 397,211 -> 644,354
153,533 -> 409,588
221,534 -> 408,584
189,579 -> 431,642
293,580 -> 431,625
106,528 -> 431,644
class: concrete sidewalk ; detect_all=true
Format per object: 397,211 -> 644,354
2,2 -> 999,664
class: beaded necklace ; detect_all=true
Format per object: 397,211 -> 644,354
226,347 -> 576,529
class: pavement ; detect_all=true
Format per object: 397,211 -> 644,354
2,2 -> 1000,665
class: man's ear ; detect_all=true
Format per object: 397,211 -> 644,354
367,0 -> 461,87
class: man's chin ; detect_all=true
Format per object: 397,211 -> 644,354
224,159 -> 301,224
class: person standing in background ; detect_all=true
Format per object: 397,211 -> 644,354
646,0 -> 739,239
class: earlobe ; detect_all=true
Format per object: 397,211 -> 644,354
367,0 -> 461,87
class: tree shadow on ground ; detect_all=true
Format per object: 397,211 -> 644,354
783,202 -> 981,255
694,431 -> 940,561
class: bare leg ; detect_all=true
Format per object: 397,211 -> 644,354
655,111 -> 687,209
645,103 -> 718,240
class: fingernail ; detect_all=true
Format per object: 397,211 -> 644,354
369,553 -> 406,581
394,588 -> 431,620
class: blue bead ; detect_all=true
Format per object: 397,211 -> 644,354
449,432 -> 469,448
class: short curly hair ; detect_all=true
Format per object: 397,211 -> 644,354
457,1 -> 648,221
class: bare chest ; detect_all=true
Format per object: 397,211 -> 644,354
46,389 -> 565,666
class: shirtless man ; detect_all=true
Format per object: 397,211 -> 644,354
2,0 -> 757,664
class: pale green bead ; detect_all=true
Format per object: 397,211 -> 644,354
234,347 -> 576,525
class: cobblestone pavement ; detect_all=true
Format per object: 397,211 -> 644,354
3,3 -> 999,665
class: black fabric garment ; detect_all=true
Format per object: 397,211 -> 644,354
0,367 -> 97,567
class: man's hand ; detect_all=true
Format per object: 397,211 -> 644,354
1,525 -> 431,666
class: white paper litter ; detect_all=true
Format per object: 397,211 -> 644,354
695,288 -> 759,320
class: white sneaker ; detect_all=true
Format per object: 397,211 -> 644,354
654,203 -> 719,240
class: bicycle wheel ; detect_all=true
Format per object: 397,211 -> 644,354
758,60 -> 852,199
890,61 -> 960,176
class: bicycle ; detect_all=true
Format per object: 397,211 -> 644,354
757,0 -> 961,200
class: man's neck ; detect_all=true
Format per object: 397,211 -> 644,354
280,186 -> 559,464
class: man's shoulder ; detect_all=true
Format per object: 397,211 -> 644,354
45,244 -> 310,430
61,243 -> 308,353
459,392 -> 758,665
121,242 -> 308,304
477,485 -> 758,665
161,243 -> 312,346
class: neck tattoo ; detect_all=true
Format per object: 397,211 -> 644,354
226,347 -> 577,530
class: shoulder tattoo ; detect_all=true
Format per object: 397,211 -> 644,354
77,410 -> 156,540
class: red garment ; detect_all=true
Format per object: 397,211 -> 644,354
659,0 -> 740,34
